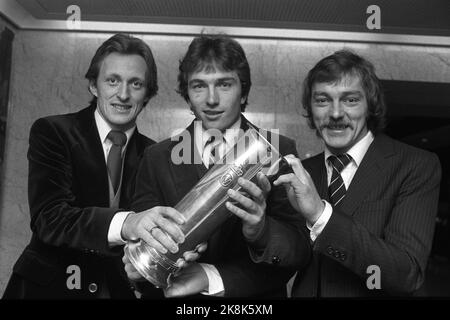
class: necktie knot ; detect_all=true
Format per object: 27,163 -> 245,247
107,130 -> 127,146
328,153 -> 351,173
204,135 -> 224,168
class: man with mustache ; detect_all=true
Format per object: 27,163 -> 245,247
123,34 -> 311,298
274,50 -> 441,297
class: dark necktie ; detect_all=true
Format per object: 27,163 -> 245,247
328,153 -> 352,206
106,130 -> 127,194
204,136 -> 223,169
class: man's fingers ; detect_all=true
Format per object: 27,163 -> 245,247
273,172 -> 298,187
195,242 -> 208,253
152,206 -> 186,224
124,260 -> 144,281
140,232 -> 169,254
147,227 -> 180,254
122,251 -> 130,264
182,251 -> 200,262
237,178 -> 265,203
256,172 -> 271,195
227,188 -> 255,211
283,156 -> 308,182
151,217 -> 185,244
225,201 -> 257,224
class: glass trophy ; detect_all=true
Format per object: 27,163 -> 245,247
124,128 -> 288,288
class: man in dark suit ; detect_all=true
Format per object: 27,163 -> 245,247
274,50 -> 441,297
123,34 -> 311,298
3,33 -> 161,299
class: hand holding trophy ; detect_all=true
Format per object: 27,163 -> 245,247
124,128 -> 289,289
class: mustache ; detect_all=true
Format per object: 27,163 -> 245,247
320,120 -> 353,130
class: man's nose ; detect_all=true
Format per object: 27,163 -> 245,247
330,100 -> 344,119
117,83 -> 130,101
206,86 -> 219,106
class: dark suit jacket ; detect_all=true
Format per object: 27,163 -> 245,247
292,134 -> 441,297
132,117 -> 311,298
3,104 -> 154,299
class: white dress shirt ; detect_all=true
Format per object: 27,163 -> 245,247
194,117 -> 242,296
94,109 -> 135,246
307,130 -> 375,242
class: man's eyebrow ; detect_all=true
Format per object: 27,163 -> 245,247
312,91 -> 330,96
312,90 -> 364,96
216,77 -> 237,82
104,73 -> 121,78
127,76 -> 145,82
188,79 -> 205,85
341,90 -> 364,95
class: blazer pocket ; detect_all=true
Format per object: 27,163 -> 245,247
13,250 -> 60,286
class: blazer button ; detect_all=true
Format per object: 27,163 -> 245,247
326,246 -> 334,255
340,253 -> 347,261
271,256 -> 281,265
89,283 -> 98,293
333,251 -> 341,259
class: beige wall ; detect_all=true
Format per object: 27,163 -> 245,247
0,29 -> 449,295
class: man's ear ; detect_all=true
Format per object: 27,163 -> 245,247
89,81 -> 98,98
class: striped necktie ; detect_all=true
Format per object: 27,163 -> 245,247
328,153 -> 352,206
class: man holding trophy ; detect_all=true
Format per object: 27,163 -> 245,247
121,34 -> 311,298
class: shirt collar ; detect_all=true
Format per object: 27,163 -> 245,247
195,116 -> 242,152
94,108 -> 136,146
324,130 -> 374,167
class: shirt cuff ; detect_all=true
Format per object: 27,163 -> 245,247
306,200 -> 333,242
107,211 -> 133,246
199,263 -> 225,296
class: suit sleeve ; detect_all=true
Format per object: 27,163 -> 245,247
27,118 -> 120,256
247,138 -> 311,269
218,138 -> 311,297
314,152 -> 441,295
132,141 -> 307,297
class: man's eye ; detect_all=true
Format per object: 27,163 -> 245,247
192,83 -> 206,89
314,97 -> 329,105
132,81 -> 144,89
344,97 -> 360,104
219,82 -> 232,88
107,78 -> 118,85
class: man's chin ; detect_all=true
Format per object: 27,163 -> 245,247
323,136 -> 351,151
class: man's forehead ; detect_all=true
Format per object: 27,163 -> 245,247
188,66 -> 239,81
99,53 -> 147,73
313,74 -> 364,91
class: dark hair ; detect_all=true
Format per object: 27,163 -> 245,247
85,33 -> 158,103
177,34 -> 251,111
302,50 -> 386,134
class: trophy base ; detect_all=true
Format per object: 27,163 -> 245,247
125,241 -> 179,289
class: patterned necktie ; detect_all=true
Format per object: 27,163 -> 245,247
203,135 -> 223,169
328,153 -> 352,206
106,130 -> 127,194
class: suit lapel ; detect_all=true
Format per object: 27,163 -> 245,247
305,153 -> 329,200
340,134 -> 394,216
75,105 -> 110,207
168,122 -> 206,200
